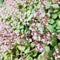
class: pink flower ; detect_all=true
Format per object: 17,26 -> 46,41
37,10 -> 41,16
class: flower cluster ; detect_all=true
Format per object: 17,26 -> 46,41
0,0 -> 60,60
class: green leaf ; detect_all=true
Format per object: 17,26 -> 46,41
56,26 -> 60,30
17,3 -> 23,9
27,10 -> 31,17
51,36 -> 57,47
27,14 -> 33,21
17,46 -> 25,52
30,42 -> 34,48
32,50 -> 38,57
43,1 -> 51,9
45,46 -> 50,53
20,25 -> 24,29
5,15 -> 12,21
54,10 -> 58,13
58,14 -> 60,19
56,20 -> 60,27
0,0 -> 4,4
38,55 -> 42,60
52,14 -> 57,19
4,51 -> 13,60
24,47 -> 30,54
49,19 -> 54,24
56,30 -> 60,33
0,53 -> 4,60
50,57 -> 54,60
38,54 -> 47,60
53,23 -> 57,28
24,41 -> 30,47
26,55 -> 33,60
51,4 -> 59,9
47,24 -> 54,32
